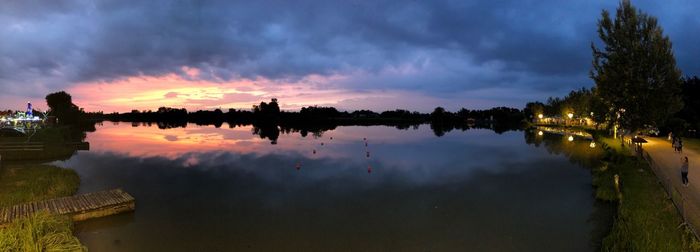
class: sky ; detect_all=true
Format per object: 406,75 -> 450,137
0,0 -> 698,113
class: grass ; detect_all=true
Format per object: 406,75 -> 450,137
0,212 -> 85,251
593,139 -> 700,251
0,164 -> 80,208
0,164 -> 84,251
683,138 -> 700,153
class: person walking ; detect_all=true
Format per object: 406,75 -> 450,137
673,137 -> 680,153
682,157 -> 690,186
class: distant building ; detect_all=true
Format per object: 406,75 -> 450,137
26,102 -> 33,117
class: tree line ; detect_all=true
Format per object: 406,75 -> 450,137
102,98 -> 525,138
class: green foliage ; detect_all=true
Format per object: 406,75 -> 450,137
676,77 -> 700,132
591,0 -> 683,131
523,101 -> 545,120
537,88 -> 598,118
0,211 -> 86,252
0,164 -> 80,208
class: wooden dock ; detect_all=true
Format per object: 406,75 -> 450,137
0,142 -> 44,151
0,189 -> 135,226
0,142 -> 90,152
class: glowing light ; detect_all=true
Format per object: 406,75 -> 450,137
590,141 -> 596,148
538,131 -> 543,136
568,136 -> 574,142
538,114 -> 544,119
567,113 -> 574,119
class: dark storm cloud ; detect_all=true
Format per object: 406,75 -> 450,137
0,0 -> 698,104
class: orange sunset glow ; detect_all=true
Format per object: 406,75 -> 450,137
66,68 -> 363,112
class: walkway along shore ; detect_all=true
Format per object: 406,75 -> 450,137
638,137 -> 700,238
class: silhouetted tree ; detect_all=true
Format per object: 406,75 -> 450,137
673,76 -> 700,136
45,91 -> 82,124
591,0 -> 682,131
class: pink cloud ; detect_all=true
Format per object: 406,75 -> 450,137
63,68 -> 502,113
164,92 -> 179,98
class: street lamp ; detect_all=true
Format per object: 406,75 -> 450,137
538,130 -> 543,136
590,141 -> 596,148
568,135 -> 574,142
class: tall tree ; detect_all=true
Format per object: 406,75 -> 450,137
590,0 -> 682,131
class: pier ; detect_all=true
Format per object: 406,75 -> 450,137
0,189 -> 135,226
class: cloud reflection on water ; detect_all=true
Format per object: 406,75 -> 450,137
57,124 -> 600,251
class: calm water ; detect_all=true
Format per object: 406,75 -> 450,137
52,123 -> 608,251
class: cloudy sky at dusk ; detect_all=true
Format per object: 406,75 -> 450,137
1,0 -> 698,113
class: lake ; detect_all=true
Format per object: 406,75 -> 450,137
53,123 -> 610,251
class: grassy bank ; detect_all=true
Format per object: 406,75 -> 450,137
0,212 -> 85,251
0,164 -> 85,251
0,164 -> 80,207
593,139 -> 700,251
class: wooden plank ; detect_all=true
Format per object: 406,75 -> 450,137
19,203 -> 25,218
53,199 -> 62,214
115,190 -> 127,203
102,191 -> 116,206
37,201 -> 46,212
70,197 -> 81,212
85,194 -> 97,209
119,190 -> 132,202
59,198 -> 70,214
65,198 -> 76,213
107,190 -> 121,205
63,198 -> 73,214
92,192 -> 105,207
87,194 -> 97,207
106,190 -> 119,203
26,203 -> 31,217
77,195 -> 89,212
119,189 -> 134,202
47,199 -> 56,213
101,191 -> 114,205
102,191 -> 114,205
11,204 -> 18,220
